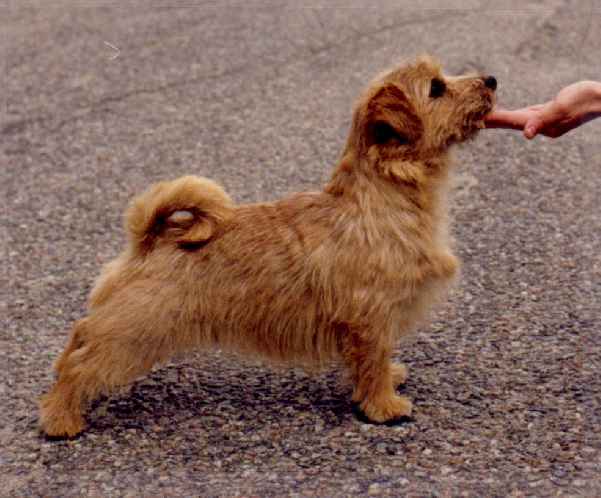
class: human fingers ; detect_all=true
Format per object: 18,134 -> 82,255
484,108 -> 532,129
523,100 -> 570,138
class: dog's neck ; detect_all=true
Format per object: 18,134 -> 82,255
324,150 -> 452,215
323,151 -> 454,251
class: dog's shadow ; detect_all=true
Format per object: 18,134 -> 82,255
86,352 -> 360,437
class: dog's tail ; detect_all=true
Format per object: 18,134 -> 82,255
125,175 -> 234,255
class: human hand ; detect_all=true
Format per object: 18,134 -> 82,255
485,81 -> 601,139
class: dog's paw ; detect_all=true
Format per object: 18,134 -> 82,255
390,362 -> 408,387
359,394 -> 413,424
39,398 -> 86,438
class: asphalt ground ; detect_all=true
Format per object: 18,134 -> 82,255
2,1 -> 601,496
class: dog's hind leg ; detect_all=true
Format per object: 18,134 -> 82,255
40,318 -> 99,437
53,318 -> 88,376
342,327 -> 412,423
40,303 -> 178,437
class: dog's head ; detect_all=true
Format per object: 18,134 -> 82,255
343,56 -> 496,183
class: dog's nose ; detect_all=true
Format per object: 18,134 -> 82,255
483,75 -> 497,91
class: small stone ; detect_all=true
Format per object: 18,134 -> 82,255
368,483 -> 381,495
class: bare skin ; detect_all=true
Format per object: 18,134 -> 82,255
485,81 -> 601,138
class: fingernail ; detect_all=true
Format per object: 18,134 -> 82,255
525,126 -> 535,138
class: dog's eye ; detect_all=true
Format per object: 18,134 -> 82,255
429,78 -> 446,98
371,121 -> 408,145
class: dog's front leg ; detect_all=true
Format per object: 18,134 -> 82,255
342,327 -> 412,423
390,362 -> 409,388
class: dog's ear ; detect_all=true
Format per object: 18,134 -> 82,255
364,84 -> 423,148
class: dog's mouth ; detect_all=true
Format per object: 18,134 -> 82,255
447,100 -> 494,147
472,109 -> 492,129
442,98 -> 495,148
466,92 -> 496,130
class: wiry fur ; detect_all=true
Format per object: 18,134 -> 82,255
40,56 -> 496,437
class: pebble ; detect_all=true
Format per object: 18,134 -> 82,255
368,483 -> 382,495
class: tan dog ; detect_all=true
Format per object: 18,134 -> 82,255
40,56 -> 496,437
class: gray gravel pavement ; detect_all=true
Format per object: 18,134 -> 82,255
2,1 -> 601,496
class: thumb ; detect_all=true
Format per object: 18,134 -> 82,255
524,117 -> 542,139
523,101 -> 561,139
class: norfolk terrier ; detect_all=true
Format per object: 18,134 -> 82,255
40,56 -> 497,437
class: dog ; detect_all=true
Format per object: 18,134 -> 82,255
39,55 -> 496,437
